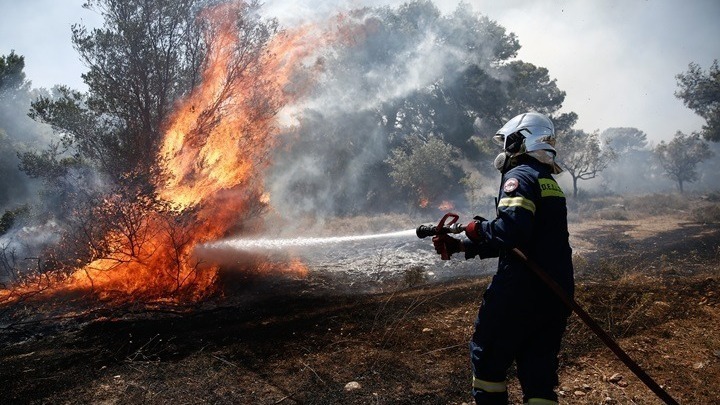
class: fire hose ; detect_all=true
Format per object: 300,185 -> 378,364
417,213 -> 679,405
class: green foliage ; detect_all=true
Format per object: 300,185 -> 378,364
675,60 -> 720,142
499,61 -> 566,118
18,141 -> 82,181
387,136 -> 459,206
403,265 -> 428,287
654,131 -> 714,193
273,1 -> 572,215
0,206 -> 29,236
600,127 -> 648,153
0,52 -> 50,212
0,51 -> 29,94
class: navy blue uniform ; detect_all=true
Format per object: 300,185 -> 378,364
463,156 -> 574,404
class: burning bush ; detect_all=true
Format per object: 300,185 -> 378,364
1,0 -> 327,306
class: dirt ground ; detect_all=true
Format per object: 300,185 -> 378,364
1,210 -> 719,404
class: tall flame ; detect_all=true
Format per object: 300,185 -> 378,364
2,2 -> 335,304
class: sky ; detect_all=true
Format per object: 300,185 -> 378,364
1,0 -> 718,143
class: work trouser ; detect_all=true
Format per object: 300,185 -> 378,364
470,285 -> 569,405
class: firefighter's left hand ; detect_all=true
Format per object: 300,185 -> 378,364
432,234 -> 463,259
464,216 -> 487,243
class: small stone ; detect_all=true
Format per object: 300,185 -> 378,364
582,384 -> 592,391
422,328 -> 432,333
344,381 -> 361,392
574,390 -> 586,397
608,373 -> 623,383
617,381 -> 629,388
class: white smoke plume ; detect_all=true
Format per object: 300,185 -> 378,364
266,1 -> 513,218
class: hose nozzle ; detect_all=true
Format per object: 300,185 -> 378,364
416,224 -> 437,239
416,222 -> 465,239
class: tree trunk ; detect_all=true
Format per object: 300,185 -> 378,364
678,179 -> 684,194
573,176 -> 579,198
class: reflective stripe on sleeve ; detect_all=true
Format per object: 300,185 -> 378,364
497,196 -> 536,214
526,398 -> 559,405
472,376 -> 507,393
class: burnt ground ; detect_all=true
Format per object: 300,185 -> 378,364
0,213 -> 719,404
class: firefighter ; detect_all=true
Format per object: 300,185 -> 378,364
433,112 -> 574,404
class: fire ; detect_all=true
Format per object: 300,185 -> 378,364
159,8 -> 324,210
1,2 -> 337,304
438,200 -> 455,211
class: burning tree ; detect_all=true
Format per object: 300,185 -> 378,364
654,131 -> 713,193
8,0 -> 317,304
3,0 -> 580,306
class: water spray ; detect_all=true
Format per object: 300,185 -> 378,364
202,229 -> 417,252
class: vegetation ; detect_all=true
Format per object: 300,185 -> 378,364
0,0 -> 719,296
675,60 -> 720,142
654,131 -> 713,193
556,129 -> 617,198
270,1 -> 575,214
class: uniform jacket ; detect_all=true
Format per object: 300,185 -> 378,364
465,155 -> 575,303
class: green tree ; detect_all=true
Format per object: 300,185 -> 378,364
654,131 -> 713,193
0,51 -> 31,103
600,127 -> 648,153
675,60 -> 720,142
0,52 -> 41,211
599,127 -> 652,194
386,136 -> 460,208
27,0 -> 222,188
271,1 -> 574,214
556,129 -> 616,198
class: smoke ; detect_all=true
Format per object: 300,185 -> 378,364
266,2 -> 511,219
0,79 -> 60,285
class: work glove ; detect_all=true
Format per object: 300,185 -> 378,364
464,216 -> 487,243
432,234 -> 463,260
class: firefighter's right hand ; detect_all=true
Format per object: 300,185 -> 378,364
432,234 -> 463,259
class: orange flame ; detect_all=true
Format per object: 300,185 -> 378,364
438,200 -> 455,211
1,2 -> 338,304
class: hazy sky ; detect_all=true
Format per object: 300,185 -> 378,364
1,0 -> 718,142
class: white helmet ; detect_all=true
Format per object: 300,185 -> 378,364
493,112 -> 556,155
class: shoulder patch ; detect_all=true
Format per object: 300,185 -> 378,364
503,178 -> 519,193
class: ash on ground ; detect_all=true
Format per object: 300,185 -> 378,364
212,234 -> 497,296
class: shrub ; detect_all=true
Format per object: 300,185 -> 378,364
690,203 -> 720,223
624,194 -> 689,216
403,265 -> 428,287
